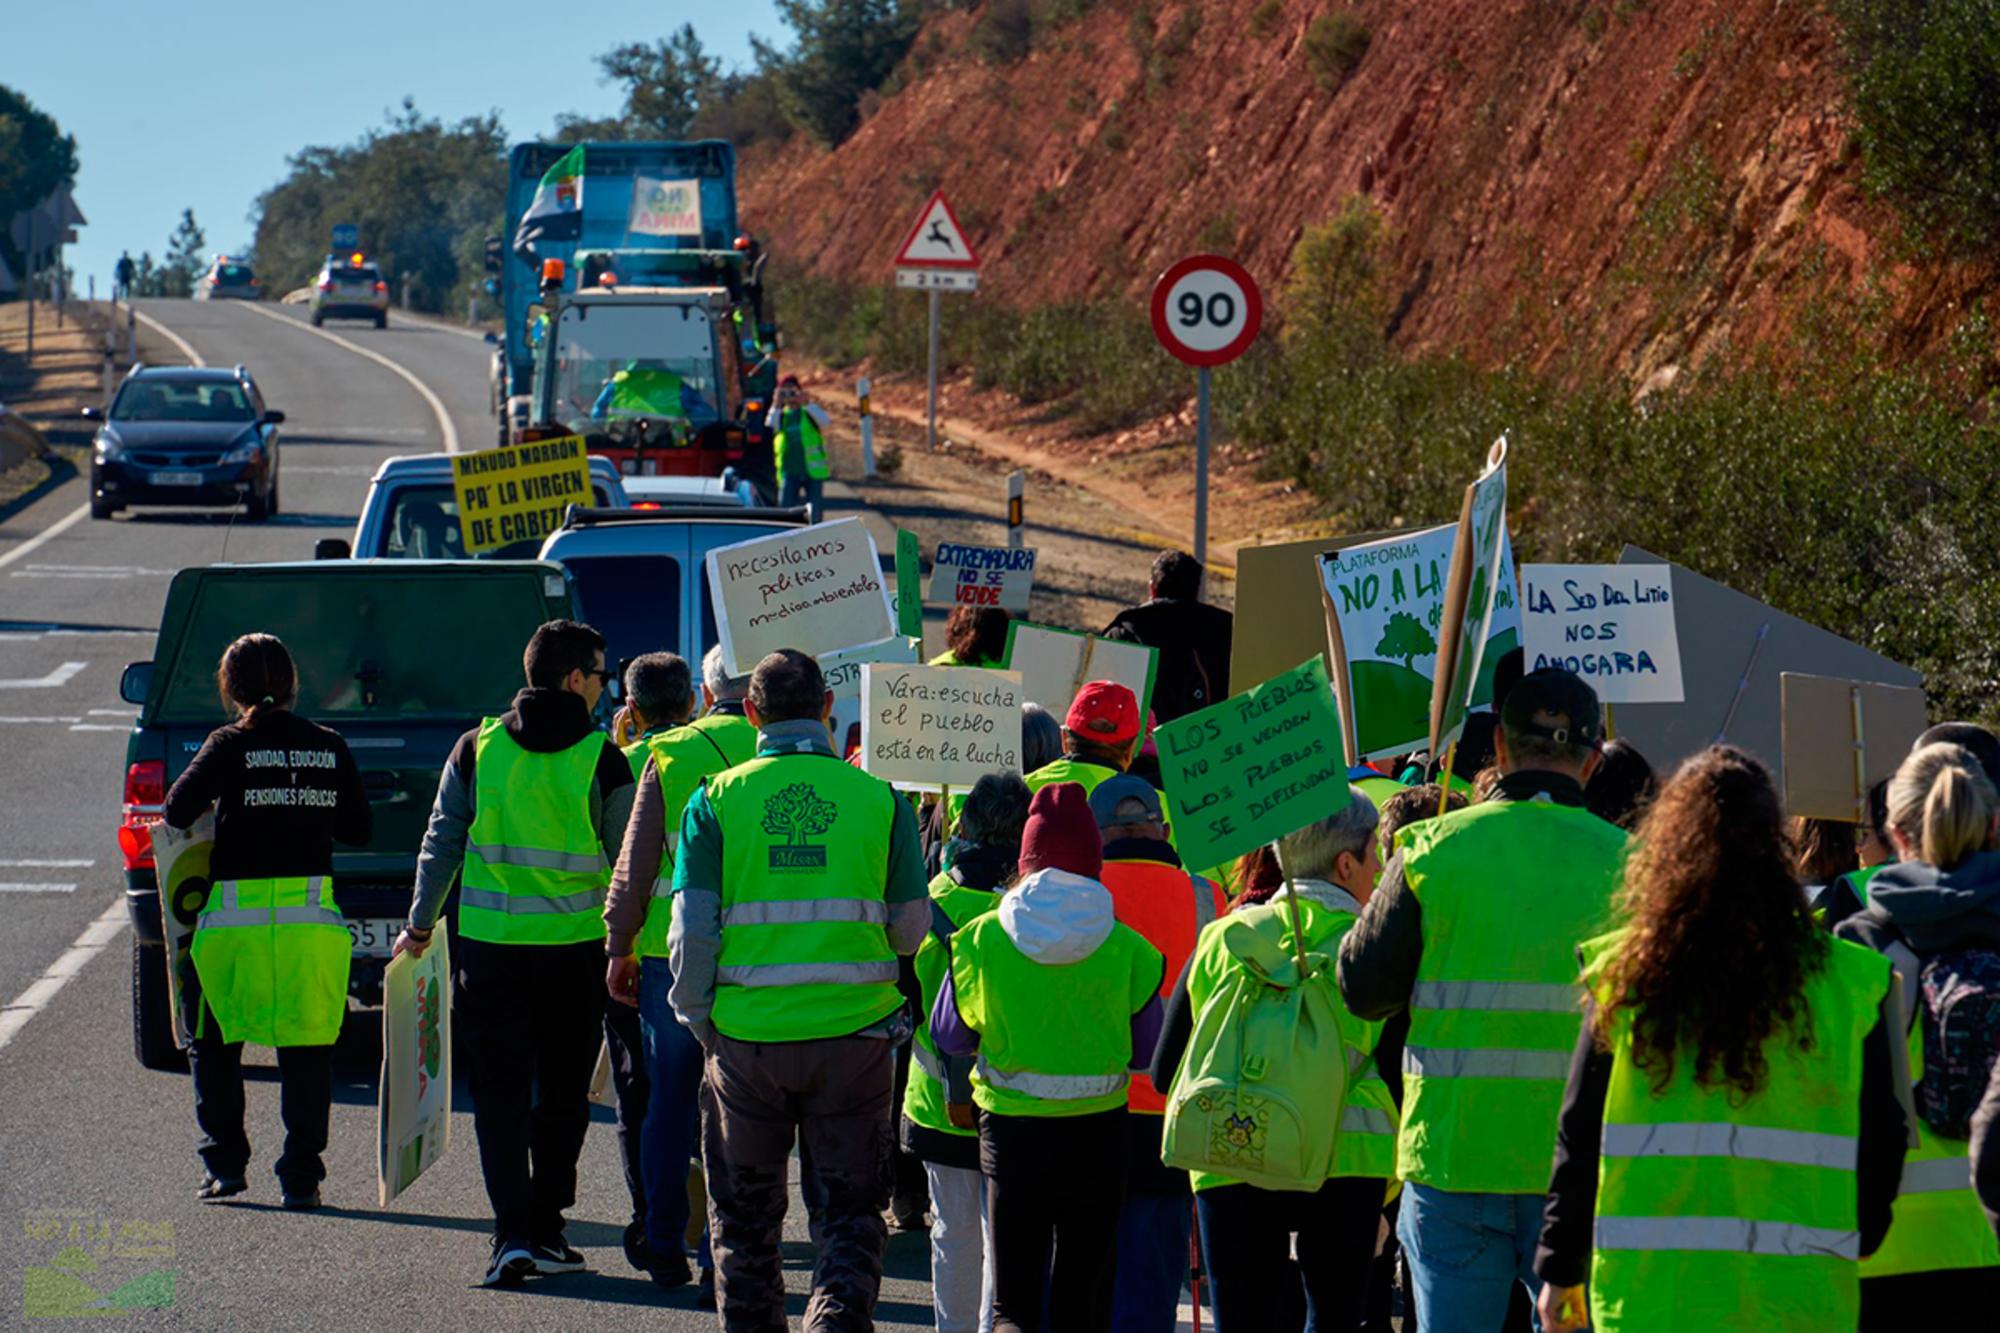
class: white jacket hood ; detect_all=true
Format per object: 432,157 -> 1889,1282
998,867 -> 1115,964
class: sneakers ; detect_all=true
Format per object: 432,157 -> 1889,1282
280,1185 -> 322,1212
528,1241 -> 588,1276
622,1220 -> 647,1273
645,1246 -> 693,1292
195,1175 -> 247,1203
481,1240 -> 536,1289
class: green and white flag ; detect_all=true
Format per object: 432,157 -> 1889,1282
512,145 -> 585,259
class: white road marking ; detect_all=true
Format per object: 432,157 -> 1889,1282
10,563 -> 172,580
0,627 -> 151,641
0,899 -> 128,1052
241,303 -> 460,454
0,859 -> 94,867
89,708 -> 139,716
131,307 -> 208,367
0,716 -> 82,724
0,662 -> 86,689
0,883 -> 78,894
68,723 -> 126,732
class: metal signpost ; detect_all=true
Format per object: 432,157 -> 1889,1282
892,190 -> 981,452
1149,254 -> 1263,565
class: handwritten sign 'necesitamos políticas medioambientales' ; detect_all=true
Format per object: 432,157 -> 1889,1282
1520,563 -> 1685,705
706,518 -> 896,675
859,663 -> 1023,791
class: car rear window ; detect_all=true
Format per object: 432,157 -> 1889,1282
373,481 -> 616,558
112,379 -> 255,423
562,554 -> 683,666
217,264 -> 254,283
335,266 -> 382,283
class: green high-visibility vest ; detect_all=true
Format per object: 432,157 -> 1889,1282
609,366 -> 686,417
460,721 -> 609,946
904,869 -> 1004,1138
708,752 -> 902,1042
1179,882 -> 1398,1189
630,714 -> 757,959
1396,798 -> 1626,1193
1355,776 -> 1409,810
191,875 -> 350,1047
950,889 -> 1163,1117
1580,929 -> 1890,1333
1861,1018 -> 2000,1278
775,409 -> 829,485
1024,756 -> 1122,798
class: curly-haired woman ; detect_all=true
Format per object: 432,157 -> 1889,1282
1532,746 -> 1908,1332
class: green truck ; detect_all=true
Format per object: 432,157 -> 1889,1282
116,560 -> 576,1069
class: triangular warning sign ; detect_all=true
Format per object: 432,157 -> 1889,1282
893,190 -> 980,270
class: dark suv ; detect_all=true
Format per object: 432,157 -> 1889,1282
85,365 -> 284,520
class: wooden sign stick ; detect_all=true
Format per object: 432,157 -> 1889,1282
1849,689 -> 1867,825
1269,839 -> 1313,980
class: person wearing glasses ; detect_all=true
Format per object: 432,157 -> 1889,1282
395,619 -> 637,1289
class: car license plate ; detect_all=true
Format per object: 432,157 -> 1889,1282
149,471 -> 204,486
346,917 -> 403,957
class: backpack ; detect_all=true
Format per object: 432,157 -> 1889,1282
1914,947 -> 2000,1139
1160,906 -> 1349,1191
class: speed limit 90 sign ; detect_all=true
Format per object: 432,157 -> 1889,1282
1150,254 -> 1263,367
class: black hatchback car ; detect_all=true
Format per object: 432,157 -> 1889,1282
86,366 -> 284,520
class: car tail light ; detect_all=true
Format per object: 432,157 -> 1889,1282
118,759 -> 166,871
374,281 -> 387,294
319,281 -> 333,292
632,501 -> 661,510
515,425 -> 561,444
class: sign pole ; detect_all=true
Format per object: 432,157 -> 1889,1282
926,288 -> 941,452
1149,253 -> 1260,566
1194,366 -> 1211,565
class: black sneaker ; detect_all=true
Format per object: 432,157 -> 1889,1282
695,1267 -> 716,1311
645,1245 -> 693,1292
195,1175 -> 247,1203
280,1185 -> 322,1212
481,1240 -> 535,1289
622,1219 -> 647,1273
528,1241 -> 587,1275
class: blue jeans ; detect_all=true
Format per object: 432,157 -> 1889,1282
781,473 -> 823,519
639,957 -> 710,1265
1111,1190 -> 1193,1333
1397,1181 -> 1548,1333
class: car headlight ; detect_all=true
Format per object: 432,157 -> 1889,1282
94,429 -> 125,462
221,430 -> 262,464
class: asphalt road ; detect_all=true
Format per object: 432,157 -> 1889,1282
0,300 -> 938,1328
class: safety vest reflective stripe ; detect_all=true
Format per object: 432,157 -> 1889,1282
1601,1122 -> 1856,1171
197,877 -> 342,930
974,1056 -> 1126,1101
1594,1216 -> 1860,1260
1403,1046 -> 1571,1080
467,843 -> 605,874
716,960 -> 900,987
1411,980 -> 1577,1012
1341,1104 -> 1398,1137
1899,1156 -> 1973,1194
722,898 -> 890,927
911,1040 -> 946,1082
459,885 -> 605,916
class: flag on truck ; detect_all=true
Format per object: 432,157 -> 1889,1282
512,145 -> 585,260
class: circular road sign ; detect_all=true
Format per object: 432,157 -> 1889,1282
1150,254 -> 1263,368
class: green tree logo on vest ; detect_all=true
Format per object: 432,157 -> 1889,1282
761,783 -> 838,872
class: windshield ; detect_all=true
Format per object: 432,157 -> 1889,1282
369,480 -> 617,558
216,264 -> 254,283
331,266 -> 380,284
563,554 -> 684,666
548,301 -> 722,440
112,379 -> 255,423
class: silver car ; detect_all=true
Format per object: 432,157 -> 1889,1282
194,258 -> 259,300
310,257 -> 389,327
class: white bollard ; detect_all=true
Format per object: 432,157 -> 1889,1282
857,377 -> 877,479
1007,470 -> 1025,549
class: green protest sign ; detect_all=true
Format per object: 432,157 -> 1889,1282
1155,656 -> 1350,876
1430,436 -> 1510,756
896,529 -> 923,638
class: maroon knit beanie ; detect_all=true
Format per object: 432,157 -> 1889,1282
1018,783 -> 1103,880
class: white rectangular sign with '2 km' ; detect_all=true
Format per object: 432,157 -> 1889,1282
1521,564 -> 1685,705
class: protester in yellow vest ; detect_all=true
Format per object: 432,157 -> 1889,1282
601,646 -> 756,1301
163,634 -> 371,1211
1151,790 -> 1399,1331
1834,735 -> 2000,1327
394,619 -> 635,1289
933,783 -> 1166,1333
1535,746 -> 1910,1333
770,375 -> 830,518
667,648 -> 929,1327
1024,680 -> 1140,798
929,604 -> 1011,669
1339,668 -> 1627,1329
904,773 -> 1032,1333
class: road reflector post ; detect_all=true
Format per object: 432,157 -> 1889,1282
1007,470 -> 1025,549
857,377 -> 877,479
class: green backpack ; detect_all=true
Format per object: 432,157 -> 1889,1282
1160,904 -> 1350,1191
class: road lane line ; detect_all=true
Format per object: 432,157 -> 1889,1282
240,303 -> 460,455
68,723 -> 126,732
131,307 -> 208,367
0,716 -> 83,724
0,662 -> 87,689
0,883 -> 79,893
0,899 -> 127,1052
0,859 -> 94,867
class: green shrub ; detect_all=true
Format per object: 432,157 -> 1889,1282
1249,0 -> 1284,38
972,0 -> 1037,65
1303,11 -> 1370,90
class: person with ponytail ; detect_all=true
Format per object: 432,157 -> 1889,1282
161,633 -> 371,1210
1836,737 -> 2000,1324
1534,745 -> 1908,1332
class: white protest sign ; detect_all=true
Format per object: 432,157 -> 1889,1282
378,932 -> 452,1206
860,663 -> 1024,791
927,542 -> 1037,614
1002,621 -> 1158,724
1521,564 -> 1685,704
706,518 -> 896,674
821,635 -> 921,757
628,176 -> 703,237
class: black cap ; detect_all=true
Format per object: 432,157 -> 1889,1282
1915,723 -> 2000,790
1089,774 -> 1164,829
1501,668 -> 1602,748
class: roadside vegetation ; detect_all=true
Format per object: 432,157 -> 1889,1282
0,84 -> 78,294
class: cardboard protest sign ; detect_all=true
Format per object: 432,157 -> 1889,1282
1002,621 -> 1158,724
449,435 -> 594,554
927,542 -> 1037,615
378,931 -> 451,1205
1318,524 -> 1520,764
706,518 -> 896,674
1522,564 -> 1685,704
1230,528 -> 1412,691
860,663 -> 1025,791
150,815 -> 215,1053
1613,547 -> 1924,785
1781,673 -> 1929,822
821,635 -> 921,757
896,529 -> 923,639
1156,657 -> 1350,874
1429,437 -> 1510,756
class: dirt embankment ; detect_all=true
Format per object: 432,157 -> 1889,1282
742,0 -> 1994,382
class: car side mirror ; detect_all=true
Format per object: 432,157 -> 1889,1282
483,331 -> 499,345
262,410 -> 286,425
79,404 -> 102,421
119,661 -> 153,706
313,538 -> 351,561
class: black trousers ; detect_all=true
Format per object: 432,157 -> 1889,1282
179,953 -> 333,1189
604,995 -> 649,1227
980,1106 -> 1129,1333
456,935 -> 604,1247
1197,1177 -> 1386,1333
1861,1267 -> 2000,1329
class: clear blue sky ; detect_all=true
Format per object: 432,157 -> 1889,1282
10,0 -> 779,292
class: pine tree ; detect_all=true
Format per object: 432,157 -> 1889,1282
159,209 -> 206,298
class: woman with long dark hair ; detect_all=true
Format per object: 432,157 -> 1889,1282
162,633 -> 370,1209
1533,746 -> 1907,1331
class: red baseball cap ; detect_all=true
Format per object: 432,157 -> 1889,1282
1065,681 -> 1140,746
